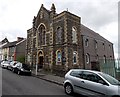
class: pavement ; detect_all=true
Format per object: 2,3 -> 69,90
32,69 -> 64,86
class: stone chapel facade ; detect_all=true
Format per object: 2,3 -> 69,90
26,4 -> 114,75
26,4 -> 83,74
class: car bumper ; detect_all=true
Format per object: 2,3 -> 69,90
2,65 -> 8,68
21,70 -> 31,75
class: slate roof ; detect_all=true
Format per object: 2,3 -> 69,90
81,24 -> 113,44
0,38 -> 9,44
2,41 -> 17,48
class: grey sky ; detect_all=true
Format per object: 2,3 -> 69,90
0,0 -> 119,58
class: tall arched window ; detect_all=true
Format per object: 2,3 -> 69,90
38,24 -> 46,45
85,39 -> 89,47
86,53 -> 90,64
95,40 -> 98,49
72,27 -> 77,43
96,54 -> 99,61
103,55 -> 106,63
56,27 -> 62,44
56,50 -> 62,62
73,51 -> 77,64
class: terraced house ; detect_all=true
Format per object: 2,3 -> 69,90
2,37 -> 26,62
26,4 -> 115,75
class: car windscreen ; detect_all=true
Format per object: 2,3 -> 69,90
99,73 -> 120,85
11,62 -> 17,66
4,61 -> 10,64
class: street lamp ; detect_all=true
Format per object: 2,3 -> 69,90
36,27 -> 38,75
33,25 -> 38,75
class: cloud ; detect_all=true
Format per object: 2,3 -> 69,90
0,0 -> 44,41
99,22 -> 118,58
0,0 -> 118,59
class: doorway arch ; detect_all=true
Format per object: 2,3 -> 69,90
38,50 -> 44,69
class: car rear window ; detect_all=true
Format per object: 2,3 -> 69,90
70,70 -> 82,78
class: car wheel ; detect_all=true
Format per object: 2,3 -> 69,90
17,71 -> 21,75
12,69 -> 15,72
64,83 -> 73,95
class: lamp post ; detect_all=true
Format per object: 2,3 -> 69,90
36,27 -> 38,75
33,24 -> 38,76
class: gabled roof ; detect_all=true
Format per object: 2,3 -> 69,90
81,24 -> 112,44
36,4 -> 50,19
0,38 -> 9,44
2,41 -> 17,48
16,38 -> 26,45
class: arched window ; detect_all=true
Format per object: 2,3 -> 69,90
38,24 -> 46,45
56,50 -> 62,62
95,40 -> 98,49
56,27 -> 62,44
73,51 -> 77,64
96,54 -> 99,61
102,42 -> 105,50
27,54 -> 30,62
103,55 -> 106,63
72,27 -> 77,43
86,53 -> 90,64
85,39 -> 89,47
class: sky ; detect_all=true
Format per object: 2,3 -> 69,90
0,0 -> 119,59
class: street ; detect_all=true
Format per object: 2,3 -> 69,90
2,68 -> 82,96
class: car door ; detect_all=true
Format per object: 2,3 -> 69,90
16,63 -> 22,71
82,71 -> 109,95
14,63 -> 21,72
69,70 -> 89,95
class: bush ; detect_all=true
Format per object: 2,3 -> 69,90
16,56 -> 25,63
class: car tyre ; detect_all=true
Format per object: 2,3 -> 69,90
12,69 -> 15,73
17,71 -> 21,75
64,83 -> 73,95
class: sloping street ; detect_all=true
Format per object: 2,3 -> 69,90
2,68 -> 66,95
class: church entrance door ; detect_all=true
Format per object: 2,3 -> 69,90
38,50 -> 44,69
38,56 -> 43,68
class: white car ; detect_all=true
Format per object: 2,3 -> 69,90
64,69 -> 120,96
1,61 -> 10,69
7,61 -> 18,70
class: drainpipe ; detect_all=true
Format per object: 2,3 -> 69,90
81,35 -> 85,69
14,46 -> 16,61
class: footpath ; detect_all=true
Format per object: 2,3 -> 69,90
32,69 -> 64,86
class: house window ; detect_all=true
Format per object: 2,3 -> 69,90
109,44 -> 111,49
103,55 -> 106,63
86,53 -> 90,64
110,56 -> 112,62
72,27 -> 77,43
27,55 -> 30,62
85,39 -> 89,47
96,55 -> 99,61
95,40 -> 98,49
73,51 -> 77,64
102,42 -> 105,50
56,27 -> 62,44
56,50 -> 62,62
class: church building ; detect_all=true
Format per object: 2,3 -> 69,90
26,4 -> 114,75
